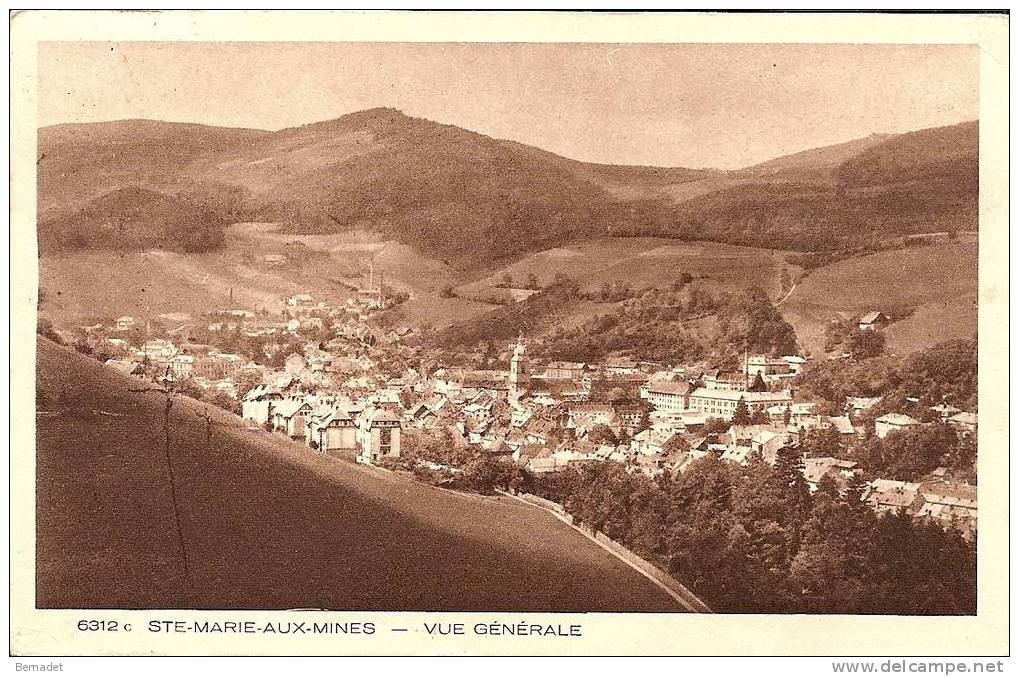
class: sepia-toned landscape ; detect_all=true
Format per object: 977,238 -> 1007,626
35,42 -> 978,615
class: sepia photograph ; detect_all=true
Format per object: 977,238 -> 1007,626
9,8 -> 1010,660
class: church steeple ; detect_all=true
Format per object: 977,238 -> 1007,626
509,333 -> 530,400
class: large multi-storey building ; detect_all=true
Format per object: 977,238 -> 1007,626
687,388 -> 792,420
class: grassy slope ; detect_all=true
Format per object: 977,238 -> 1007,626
38,222 -> 501,328
36,339 -> 681,611
434,237 -> 795,348
780,240 -> 978,357
459,237 -> 793,299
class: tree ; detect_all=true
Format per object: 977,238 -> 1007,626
748,372 -> 767,392
439,285 -> 457,299
525,272 -> 539,290
750,407 -> 770,425
234,370 -> 264,401
457,453 -> 505,495
884,424 -> 959,480
588,424 -> 618,446
500,273 -> 514,288
949,433 -> 977,481
773,444 -> 810,514
732,397 -> 752,426
663,434 -> 691,455
849,328 -> 886,359
801,427 -> 843,458
704,417 -> 730,434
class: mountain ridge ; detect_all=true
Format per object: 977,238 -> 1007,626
37,110 -> 978,266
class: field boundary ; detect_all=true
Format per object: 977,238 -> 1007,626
497,490 -> 713,613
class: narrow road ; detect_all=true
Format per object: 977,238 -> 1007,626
498,491 -> 711,613
775,282 -> 797,306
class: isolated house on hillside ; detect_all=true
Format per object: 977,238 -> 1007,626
858,311 -> 890,331
930,402 -> 962,420
917,480 -> 977,539
948,412 -> 978,436
105,359 -> 143,376
846,396 -> 882,416
114,316 -> 136,331
766,402 -> 818,427
631,428 -> 677,457
781,355 -> 808,374
826,415 -> 858,438
720,445 -> 754,466
802,457 -> 859,493
750,429 -> 790,464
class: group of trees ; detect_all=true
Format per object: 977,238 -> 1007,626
438,276 -> 797,369
793,338 -> 978,481
496,272 -> 540,290
392,429 -> 533,495
853,424 -> 975,483
534,456 -> 975,614
39,186 -> 228,254
730,398 -> 770,426
824,319 -> 886,359
533,283 -> 720,364
796,338 -> 977,418
714,287 -> 800,357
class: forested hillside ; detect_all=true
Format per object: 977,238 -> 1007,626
38,112 -> 977,267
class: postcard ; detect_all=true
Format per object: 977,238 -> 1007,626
9,9 -> 1009,657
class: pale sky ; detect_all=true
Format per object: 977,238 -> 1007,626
38,42 -> 978,169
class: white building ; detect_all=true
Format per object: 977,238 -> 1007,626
687,388 -> 792,420
642,380 -> 692,414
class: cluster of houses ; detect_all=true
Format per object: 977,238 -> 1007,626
864,471 -> 978,540
102,333 -> 257,398
241,385 -> 403,465
76,299 -> 977,541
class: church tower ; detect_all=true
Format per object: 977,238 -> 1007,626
509,334 -> 530,400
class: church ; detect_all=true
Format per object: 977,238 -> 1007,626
508,335 -> 530,402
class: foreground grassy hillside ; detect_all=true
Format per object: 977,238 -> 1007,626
780,239 -> 978,357
35,339 -> 682,611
